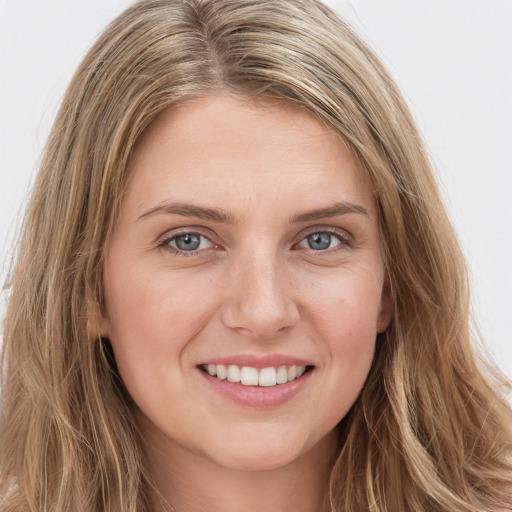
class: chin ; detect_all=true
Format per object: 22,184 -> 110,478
202,425 -> 335,473
209,445 -> 304,473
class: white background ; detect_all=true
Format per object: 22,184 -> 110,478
1,1 -> 511,379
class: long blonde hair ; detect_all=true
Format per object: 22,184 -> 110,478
1,0 -> 511,510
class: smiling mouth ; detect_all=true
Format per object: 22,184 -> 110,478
200,364 -> 313,387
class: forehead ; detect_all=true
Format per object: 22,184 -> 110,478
124,94 -> 375,222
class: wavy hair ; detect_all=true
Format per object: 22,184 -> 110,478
1,0 -> 511,510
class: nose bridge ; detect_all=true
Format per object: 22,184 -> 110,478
221,244 -> 299,339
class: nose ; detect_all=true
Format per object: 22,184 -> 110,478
220,249 -> 300,340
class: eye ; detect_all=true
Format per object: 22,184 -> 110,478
160,232 -> 216,254
297,230 -> 347,251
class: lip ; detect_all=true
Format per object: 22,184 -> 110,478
197,357 -> 314,409
198,354 -> 312,369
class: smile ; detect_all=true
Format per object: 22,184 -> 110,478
202,364 -> 308,387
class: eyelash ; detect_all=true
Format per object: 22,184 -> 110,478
158,231 -> 217,257
158,227 -> 352,257
296,228 -> 352,255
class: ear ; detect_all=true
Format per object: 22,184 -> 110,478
376,274 -> 394,333
87,296 -> 111,339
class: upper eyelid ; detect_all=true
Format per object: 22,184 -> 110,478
158,232 -> 217,256
157,227 -> 216,245
166,232 -> 213,244
295,225 -> 352,243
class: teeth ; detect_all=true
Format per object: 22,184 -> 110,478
204,364 -> 308,387
216,364 -> 227,380
259,367 -> 277,387
227,365 -> 241,383
240,366 -> 259,386
276,365 -> 288,384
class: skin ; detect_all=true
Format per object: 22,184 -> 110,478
96,94 -> 393,512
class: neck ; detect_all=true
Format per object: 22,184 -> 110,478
143,425 -> 338,512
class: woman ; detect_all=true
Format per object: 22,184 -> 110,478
1,0 -> 511,511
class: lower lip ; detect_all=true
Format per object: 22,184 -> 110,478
198,367 -> 313,408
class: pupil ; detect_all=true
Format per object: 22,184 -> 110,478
308,232 -> 331,250
176,234 -> 201,251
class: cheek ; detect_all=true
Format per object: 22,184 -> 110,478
105,263 -> 215,344
305,264 -> 383,335
301,266 -> 381,378
102,264 -> 218,397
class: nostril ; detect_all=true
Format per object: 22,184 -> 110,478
221,304 -> 300,340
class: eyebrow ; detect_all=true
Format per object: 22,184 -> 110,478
290,202 -> 368,223
138,202 -> 238,224
137,200 -> 368,224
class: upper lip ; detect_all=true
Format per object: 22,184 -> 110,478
197,354 -> 314,369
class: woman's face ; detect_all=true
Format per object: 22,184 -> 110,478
98,94 -> 393,472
